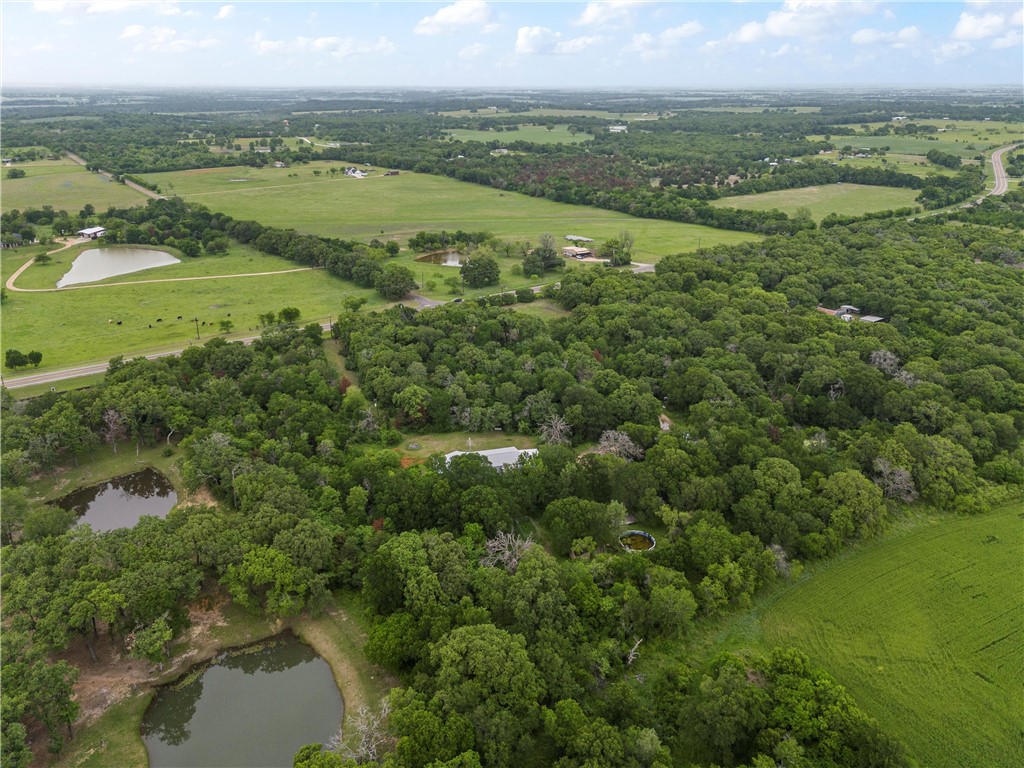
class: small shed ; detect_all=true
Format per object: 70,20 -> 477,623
77,226 -> 106,239
562,246 -> 593,259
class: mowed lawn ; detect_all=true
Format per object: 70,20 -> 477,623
141,164 -> 759,261
710,183 -> 920,220
0,157 -> 149,212
1,245 -> 388,372
762,504 -> 1024,768
446,125 -> 591,144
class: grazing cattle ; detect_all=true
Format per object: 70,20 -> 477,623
177,316 -> 182,320
156,318 -> 162,323
116,321 -> 122,325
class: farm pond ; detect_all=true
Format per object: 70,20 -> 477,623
56,247 -> 180,287
142,634 -> 343,768
415,250 -> 464,267
55,468 -> 177,531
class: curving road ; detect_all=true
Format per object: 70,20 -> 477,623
987,144 -> 1016,196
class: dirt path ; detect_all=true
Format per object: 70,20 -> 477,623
65,151 -> 163,201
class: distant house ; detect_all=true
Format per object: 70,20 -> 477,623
608,125 -> 628,133
444,447 -> 538,471
817,304 -> 884,323
77,226 -> 106,239
564,235 -> 594,243
273,161 -> 288,168
384,170 -> 400,176
253,147 -> 271,153
562,246 -> 593,259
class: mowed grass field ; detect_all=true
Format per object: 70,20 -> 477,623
763,504 -> 1024,768
446,125 -> 591,144
1,244 -> 389,372
141,163 -> 759,261
0,156 -> 148,212
710,183 -> 920,220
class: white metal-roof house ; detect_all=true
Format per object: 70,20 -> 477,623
444,447 -> 538,471
77,226 -> 106,239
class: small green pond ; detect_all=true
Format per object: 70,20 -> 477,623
142,634 -> 342,767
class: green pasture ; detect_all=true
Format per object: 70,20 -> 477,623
710,183 -> 920,220
811,120 -> 1023,157
12,241 -> 309,290
446,125 -> 591,144
823,152 -> 956,178
763,504 -> 1024,768
1,245 -> 388,373
438,108 -> 658,120
140,164 -> 759,260
510,299 -> 571,319
1,157 -> 148,212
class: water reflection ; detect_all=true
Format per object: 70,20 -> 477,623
143,634 -> 343,768
56,247 -> 180,287
55,468 -> 176,531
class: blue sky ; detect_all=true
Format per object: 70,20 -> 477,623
2,1 -> 1022,89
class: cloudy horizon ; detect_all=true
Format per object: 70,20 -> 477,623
2,1 -> 1022,90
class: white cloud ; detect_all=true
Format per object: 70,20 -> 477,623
458,43 -> 487,60
123,25 -> 219,54
771,43 -> 793,57
934,40 -> 974,62
31,41 -> 55,52
248,32 -> 396,60
622,21 -> 703,60
991,30 -> 1022,49
851,25 -> 919,48
415,1 -> 491,35
952,11 -> 1006,39
33,1 -> 182,14
215,4 -> 234,21
515,26 -> 601,55
705,0 -> 877,49
575,0 -> 648,27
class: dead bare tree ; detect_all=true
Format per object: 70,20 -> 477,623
868,350 -> 901,376
626,638 -> 643,666
480,531 -> 534,574
101,409 -> 127,454
539,413 -> 571,446
358,408 -> 379,432
768,544 -> 791,578
327,700 -> 393,764
873,458 -> 918,503
596,430 -> 644,461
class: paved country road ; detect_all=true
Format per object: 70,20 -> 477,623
988,144 -> 1017,196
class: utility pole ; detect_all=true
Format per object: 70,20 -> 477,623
193,317 -> 200,340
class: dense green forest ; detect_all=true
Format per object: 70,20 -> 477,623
3,188 -> 1022,765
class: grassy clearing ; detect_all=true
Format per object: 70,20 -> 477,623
710,183 -> 919,220
394,430 -> 538,460
141,164 -> 758,260
438,108 -> 658,120
446,125 -> 591,144
510,299 -> 571,319
50,693 -> 153,768
1,158 -> 148,212
293,591 -> 398,714
762,504 -> 1024,768
822,152 -> 957,178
